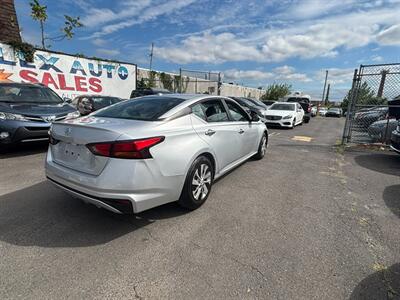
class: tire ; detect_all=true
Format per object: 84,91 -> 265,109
304,117 -> 310,124
253,132 -> 268,160
178,156 -> 213,210
290,118 -> 296,129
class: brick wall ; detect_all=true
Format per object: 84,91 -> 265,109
0,0 -> 21,43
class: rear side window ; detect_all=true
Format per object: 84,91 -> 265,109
192,100 -> 229,122
94,96 -> 184,121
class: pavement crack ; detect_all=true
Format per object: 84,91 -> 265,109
191,241 -> 268,282
133,284 -> 144,299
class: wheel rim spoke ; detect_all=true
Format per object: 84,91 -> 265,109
193,185 -> 202,199
202,184 -> 208,198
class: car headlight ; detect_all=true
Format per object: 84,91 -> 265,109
0,112 -> 28,121
65,111 -> 80,120
283,115 -> 293,119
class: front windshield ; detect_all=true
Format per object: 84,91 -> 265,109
0,84 -> 63,104
269,103 -> 295,111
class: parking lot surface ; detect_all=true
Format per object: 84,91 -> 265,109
1,117 -> 399,299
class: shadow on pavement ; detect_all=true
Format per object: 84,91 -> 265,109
0,141 -> 48,159
0,181 -> 188,248
383,185 -> 400,218
353,153 -> 400,176
350,263 -> 400,299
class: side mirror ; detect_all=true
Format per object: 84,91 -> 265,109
63,97 -> 72,104
250,110 -> 260,122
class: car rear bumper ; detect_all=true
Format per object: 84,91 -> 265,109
45,148 -> 185,213
0,120 -> 50,145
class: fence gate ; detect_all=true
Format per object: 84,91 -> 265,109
342,63 -> 400,144
179,69 -> 222,95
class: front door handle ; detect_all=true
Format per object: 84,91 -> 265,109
238,129 -> 245,134
205,129 -> 216,136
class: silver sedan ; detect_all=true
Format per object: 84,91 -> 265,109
45,94 -> 268,214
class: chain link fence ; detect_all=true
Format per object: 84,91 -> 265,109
137,69 -> 221,95
342,63 -> 400,144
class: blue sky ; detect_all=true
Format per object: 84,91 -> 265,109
15,0 -> 400,100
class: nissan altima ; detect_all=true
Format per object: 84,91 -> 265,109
45,95 -> 268,214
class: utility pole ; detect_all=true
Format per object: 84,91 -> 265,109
149,42 -> 154,71
321,70 -> 329,106
377,69 -> 388,98
325,83 -> 330,105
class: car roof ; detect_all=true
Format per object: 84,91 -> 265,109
74,95 -> 120,98
0,82 -> 46,88
271,101 -> 295,105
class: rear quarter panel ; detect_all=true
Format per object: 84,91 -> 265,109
150,115 -> 212,177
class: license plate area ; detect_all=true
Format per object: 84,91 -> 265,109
52,141 -> 98,173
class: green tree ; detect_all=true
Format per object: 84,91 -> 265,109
159,72 -> 174,91
30,0 -> 83,49
341,81 -> 387,113
261,83 -> 292,101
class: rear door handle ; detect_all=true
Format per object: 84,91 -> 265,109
238,129 -> 245,134
205,129 -> 216,136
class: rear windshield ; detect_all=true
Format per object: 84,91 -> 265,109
92,97 -> 121,110
94,96 -> 184,121
269,103 -> 295,111
247,98 -> 268,109
0,84 -> 63,104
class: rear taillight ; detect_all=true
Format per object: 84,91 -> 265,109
87,137 -> 164,159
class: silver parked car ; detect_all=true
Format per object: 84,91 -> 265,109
45,95 -> 268,214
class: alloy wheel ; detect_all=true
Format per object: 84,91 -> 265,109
192,163 -> 212,201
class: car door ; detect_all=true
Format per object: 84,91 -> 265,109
296,103 -> 303,123
224,99 -> 259,157
191,99 -> 242,172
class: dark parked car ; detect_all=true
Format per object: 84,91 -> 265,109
354,107 -> 388,128
230,97 -> 267,123
261,100 -> 276,107
325,108 -> 342,117
130,88 -> 171,98
0,82 -> 78,149
72,95 -> 123,116
391,120 -> 400,153
286,97 -> 311,123
246,98 -> 269,110
368,119 -> 398,143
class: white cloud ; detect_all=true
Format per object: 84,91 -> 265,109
223,69 -> 274,81
371,55 -> 384,62
156,4 -> 400,64
314,68 -> 355,85
82,0 -> 197,38
92,38 -> 107,47
96,48 -> 121,57
376,24 -> 400,45
222,66 -> 311,83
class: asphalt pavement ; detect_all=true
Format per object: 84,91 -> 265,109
1,117 -> 399,299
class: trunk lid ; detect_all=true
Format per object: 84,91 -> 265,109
50,116 -> 162,175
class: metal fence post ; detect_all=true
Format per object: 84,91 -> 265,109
217,72 -> 221,96
342,69 -> 358,144
179,68 -> 182,93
